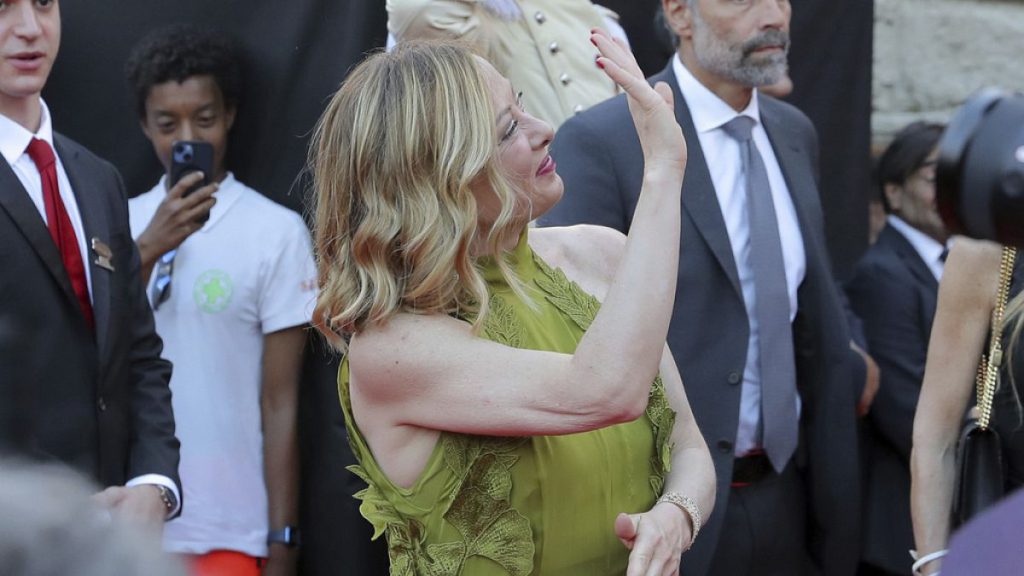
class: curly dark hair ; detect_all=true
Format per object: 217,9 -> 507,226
125,24 -> 241,120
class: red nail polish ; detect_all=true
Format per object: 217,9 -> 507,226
596,59 -> 605,70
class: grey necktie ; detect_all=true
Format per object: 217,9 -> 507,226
722,115 -> 798,473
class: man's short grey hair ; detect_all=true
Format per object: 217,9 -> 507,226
656,6 -> 681,48
0,461 -> 186,576
657,0 -> 700,49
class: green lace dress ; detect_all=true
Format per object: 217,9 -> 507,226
339,230 -> 676,575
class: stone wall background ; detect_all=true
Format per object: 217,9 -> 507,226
874,0 -> 1024,145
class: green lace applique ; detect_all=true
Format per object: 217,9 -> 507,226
347,436 -> 535,576
421,435 -> 534,575
531,254 -> 600,333
347,464 -> 406,541
646,376 -> 676,495
384,517 -> 429,575
481,295 -> 522,348
347,465 -> 438,576
532,251 -> 676,496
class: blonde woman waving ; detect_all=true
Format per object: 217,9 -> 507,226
310,32 -> 714,576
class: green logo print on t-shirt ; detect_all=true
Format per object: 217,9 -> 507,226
194,269 -> 233,313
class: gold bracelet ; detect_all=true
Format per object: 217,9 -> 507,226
656,492 -> 701,545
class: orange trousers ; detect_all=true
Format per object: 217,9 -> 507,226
181,550 -> 263,576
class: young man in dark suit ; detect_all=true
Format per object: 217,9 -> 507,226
0,0 -> 180,528
846,122 -> 947,576
540,0 -> 865,574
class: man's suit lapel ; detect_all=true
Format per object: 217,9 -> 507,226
883,225 -> 939,290
656,66 -> 743,299
879,225 -> 940,322
54,136 -> 112,363
759,97 -> 835,321
759,97 -> 838,384
0,152 -> 80,307
760,99 -> 822,238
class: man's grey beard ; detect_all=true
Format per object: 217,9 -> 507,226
692,15 -> 790,87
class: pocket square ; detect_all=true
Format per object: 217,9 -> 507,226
91,237 -> 115,272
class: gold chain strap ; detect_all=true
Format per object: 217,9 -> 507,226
977,246 -> 1017,429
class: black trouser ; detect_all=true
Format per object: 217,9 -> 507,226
857,563 -> 905,576
706,459 -> 816,576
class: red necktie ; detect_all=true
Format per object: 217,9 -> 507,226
26,138 -> 95,330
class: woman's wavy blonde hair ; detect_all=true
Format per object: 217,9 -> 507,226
309,42 -> 527,351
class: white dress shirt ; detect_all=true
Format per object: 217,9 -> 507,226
886,215 -> 947,281
673,56 -> 806,456
0,100 -> 180,514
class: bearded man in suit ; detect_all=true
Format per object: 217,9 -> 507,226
540,0 -> 864,574
0,0 -> 180,527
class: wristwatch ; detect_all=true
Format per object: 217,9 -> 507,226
155,485 -> 177,516
267,526 -> 301,548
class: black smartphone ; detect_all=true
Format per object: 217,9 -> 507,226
170,140 -> 214,224
170,140 -> 214,198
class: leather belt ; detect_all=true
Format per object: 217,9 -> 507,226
731,453 -> 775,486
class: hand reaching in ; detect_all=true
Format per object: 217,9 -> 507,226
93,485 -> 166,534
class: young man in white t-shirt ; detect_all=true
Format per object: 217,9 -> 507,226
125,25 -> 315,576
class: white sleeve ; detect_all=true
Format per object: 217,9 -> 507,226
125,474 -> 181,518
387,0 -> 484,43
127,196 -> 149,241
257,212 -> 318,334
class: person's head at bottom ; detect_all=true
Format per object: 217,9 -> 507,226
0,461 -> 185,576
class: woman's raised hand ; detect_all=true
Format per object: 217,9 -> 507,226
592,28 -> 687,178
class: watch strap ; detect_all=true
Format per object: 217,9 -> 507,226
155,484 -> 177,515
267,526 -> 301,548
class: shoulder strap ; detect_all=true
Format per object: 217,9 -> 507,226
977,246 -> 1018,429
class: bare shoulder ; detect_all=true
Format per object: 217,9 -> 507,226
530,225 -> 626,298
348,313 -> 471,400
942,237 -> 999,297
942,237 -> 1005,312
948,236 -> 1003,263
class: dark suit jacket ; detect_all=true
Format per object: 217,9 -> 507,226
845,224 -> 938,574
0,133 -> 180,494
540,63 -> 861,576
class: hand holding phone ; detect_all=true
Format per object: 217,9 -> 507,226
136,166 -> 218,278
170,140 -> 215,203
